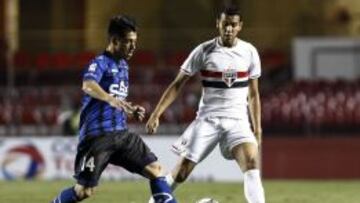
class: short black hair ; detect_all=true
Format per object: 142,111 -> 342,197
217,5 -> 242,20
108,15 -> 137,38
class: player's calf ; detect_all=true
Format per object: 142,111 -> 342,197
174,167 -> 191,183
51,184 -> 95,203
173,157 -> 196,183
150,177 -> 177,203
144,162 -> 177,203
51,186 -> 79,203
232,144 -> 265,203
148,158 -> 197,203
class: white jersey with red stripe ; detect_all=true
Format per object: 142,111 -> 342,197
180,37 -> 261,119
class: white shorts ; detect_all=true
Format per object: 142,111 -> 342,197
172,116 -> 258,163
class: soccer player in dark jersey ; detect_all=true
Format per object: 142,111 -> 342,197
51,15 -> 177,203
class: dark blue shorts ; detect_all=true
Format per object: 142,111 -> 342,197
73,130 -> 158,187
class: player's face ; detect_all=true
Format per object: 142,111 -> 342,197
217,13 -> 242,47
115,31 -> 137,60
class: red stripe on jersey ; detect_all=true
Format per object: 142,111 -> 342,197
200,70 -> 248,78
237,71 -> 249,78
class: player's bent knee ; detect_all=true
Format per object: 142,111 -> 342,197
84,188 -> 95,198
74,184 -> 95,200
245,157 -> 258,170
144,162 -> 163,179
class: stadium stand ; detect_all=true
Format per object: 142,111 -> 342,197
2,78 -> 360,135
3,49 -> 360,136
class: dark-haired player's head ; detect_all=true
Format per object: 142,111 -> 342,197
216,5 -> 243,47
107,15 -> 137,60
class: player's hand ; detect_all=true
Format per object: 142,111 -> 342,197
108,97 -> 136,115
132,105 -> 146,122
146,114 -> 159,134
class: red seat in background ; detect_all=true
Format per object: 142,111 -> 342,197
43,106 -> 59,125
75,51 -> 96,69
35,53 -> 52,70
53,52 -> 74,70
0,105 -> 5,124
164,51 -> 189,67
260,50 -> 286,71
21,106 -> 38,124
130,50 -> 157,66
13,51 -> 32,70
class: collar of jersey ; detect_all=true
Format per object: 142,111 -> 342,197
216,37 -> 239,49
103,50 -> 122,64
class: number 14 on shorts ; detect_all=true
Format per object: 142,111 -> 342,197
81,156 -> 96,172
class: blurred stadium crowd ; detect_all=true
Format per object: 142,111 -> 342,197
1,49 -> 360,136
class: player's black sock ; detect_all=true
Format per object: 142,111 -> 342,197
51,187 -> 78,203
150,177 -> 177,203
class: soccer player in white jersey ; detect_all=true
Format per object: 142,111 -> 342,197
146,5 -> 265,203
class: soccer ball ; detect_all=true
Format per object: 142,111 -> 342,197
196,198 -> 219,203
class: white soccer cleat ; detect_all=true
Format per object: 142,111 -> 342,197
148,197 -> 155,203
196,198 -> 219,203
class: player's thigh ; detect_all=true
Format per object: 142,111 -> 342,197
109,132 -> 158,177
74,135 -> 114,187
219,118 -> 258,160
172,117 -> 220,163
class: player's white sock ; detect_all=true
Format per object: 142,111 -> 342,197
149,174 -> 179,203
244,169 -> 265,203
165,173 -> 179,190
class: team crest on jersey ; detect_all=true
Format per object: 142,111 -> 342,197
222,69 -> 237,87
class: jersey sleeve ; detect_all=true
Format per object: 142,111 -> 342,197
83,60 -> 105,83
180,44 -> 204,76
248,45 -> 261,79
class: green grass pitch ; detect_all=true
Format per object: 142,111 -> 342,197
1,180 -> 360,203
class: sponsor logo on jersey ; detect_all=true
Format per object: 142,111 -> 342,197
109,81 -> 128,99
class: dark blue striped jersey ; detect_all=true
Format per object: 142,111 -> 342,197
79,51 -> 129,141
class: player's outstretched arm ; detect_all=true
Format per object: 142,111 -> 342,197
248,78 -> 262,145
146,72 -> 190,134
82,80 -> 135,115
